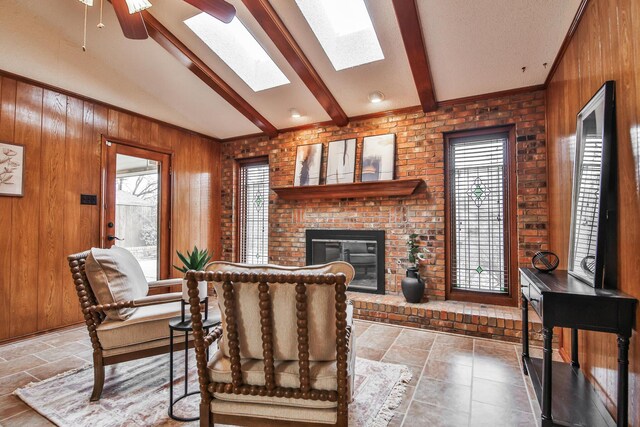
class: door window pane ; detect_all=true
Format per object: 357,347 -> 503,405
239,161 -> 269,264
449,133 -> 509,293
115,154 -> 160,281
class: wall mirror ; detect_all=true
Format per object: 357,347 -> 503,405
568,81 -> 617,288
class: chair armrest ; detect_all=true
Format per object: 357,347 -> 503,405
85,292 -> 182,312
203,325 -> 224,347
148,278 -> 183,288
132,292 -> 182,307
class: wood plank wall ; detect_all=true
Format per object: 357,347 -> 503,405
546,0 -> 640,423
0,75 -> 222,342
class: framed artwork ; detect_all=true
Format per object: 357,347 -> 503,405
326,138 -> 356,184
361,134 -> 395,182
0,142 -> 24,197
293,143 -> 322,186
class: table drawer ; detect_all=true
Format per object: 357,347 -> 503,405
529,282 -> 543,316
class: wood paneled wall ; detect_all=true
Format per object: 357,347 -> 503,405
0,75 -> 221,341
546,0 -> 640,423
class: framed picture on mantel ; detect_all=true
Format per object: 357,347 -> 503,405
326,138 -> 356,184
0,142 -> 25,197
361,134 -> 395,182
293,143 -> 322,186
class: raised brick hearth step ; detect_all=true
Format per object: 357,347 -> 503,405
348,292 -> 551,347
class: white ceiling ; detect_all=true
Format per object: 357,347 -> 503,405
0,0 -> 581,139
419,0 -> 581,100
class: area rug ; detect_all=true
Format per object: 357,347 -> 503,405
15,355 -> 411,427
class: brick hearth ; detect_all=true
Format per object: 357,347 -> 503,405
348,292 -> 549,347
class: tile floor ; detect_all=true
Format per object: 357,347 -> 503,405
0,320 -> 557,426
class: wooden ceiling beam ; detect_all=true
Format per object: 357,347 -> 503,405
392,0 -> 437,112
142,11 -> 278,137
241,0 -> 349,127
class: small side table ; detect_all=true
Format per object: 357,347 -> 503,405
168,306 -> 219,422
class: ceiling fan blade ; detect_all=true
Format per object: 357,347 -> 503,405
184,0 -> 236,23
112,0 -> 149,39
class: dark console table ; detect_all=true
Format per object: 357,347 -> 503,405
520,268 -> 637,427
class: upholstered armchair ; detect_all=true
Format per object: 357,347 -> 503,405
67,246 -> 218,401
186,261 -> 356,427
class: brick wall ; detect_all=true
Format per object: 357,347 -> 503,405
220,90 -> 548,301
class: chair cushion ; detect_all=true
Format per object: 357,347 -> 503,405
97,302 -> 219,350
205,261 -> 354,361
208,351 -> 339,391
85,246 -> 149,320
211,400 -> 337,424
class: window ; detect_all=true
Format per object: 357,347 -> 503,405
445,128 -> 517,306
295,0 -> 384,71
238,159 -> 269,264
185,14 -> 289,92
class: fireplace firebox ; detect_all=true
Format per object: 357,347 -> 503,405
306,229 -> 385,294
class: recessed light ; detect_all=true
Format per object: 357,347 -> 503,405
368,91 -> 384,103
290,108 -> 302,118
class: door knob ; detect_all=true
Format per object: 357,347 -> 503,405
107,235 -> 123,241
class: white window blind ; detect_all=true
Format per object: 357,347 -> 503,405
449,133 -> 509,293
239,161 -> 269,264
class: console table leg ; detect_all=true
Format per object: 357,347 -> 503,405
541,326 -> 553,426
521,294 -> 529,374
571,328 -> 580,368
617,335 -> 629,427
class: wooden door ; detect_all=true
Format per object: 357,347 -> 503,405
102,139 -> 172,283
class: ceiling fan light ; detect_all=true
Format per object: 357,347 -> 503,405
78,0 -> 94,5
125,0 -> 152,14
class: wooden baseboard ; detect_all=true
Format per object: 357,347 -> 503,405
0,321 -> 84,345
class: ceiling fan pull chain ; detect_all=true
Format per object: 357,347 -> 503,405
82,3 -> 88,51
98,0 -> 105,28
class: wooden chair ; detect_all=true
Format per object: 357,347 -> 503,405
186,261 -> 356,427
67,249 -> 216,401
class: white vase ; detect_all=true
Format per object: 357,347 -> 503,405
182,279 -> 208,302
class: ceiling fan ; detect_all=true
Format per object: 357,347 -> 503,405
79,0 -> 236,40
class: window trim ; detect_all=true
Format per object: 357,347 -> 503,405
444,126 -> 518,307
235,156 -> 270,263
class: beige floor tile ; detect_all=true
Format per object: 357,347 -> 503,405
473,357 -> 526,386
34,341 -> 92,363
413,377 -> 472,413
403,400 -> 470,427
0,356 -> 47,379
382,345 -> 429,367
0,395 -> 30,421
0,372 -> 39,396
429,343 -> 474,366
471,378 -> 532,413
394,329 -> 437,350
26,356 -> 86,381
469,401 -> 536,427
1,408 -> 55,426
355,345 -> 386,361
422,359 -> 473,386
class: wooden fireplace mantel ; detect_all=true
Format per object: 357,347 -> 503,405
271,179 -> 425,201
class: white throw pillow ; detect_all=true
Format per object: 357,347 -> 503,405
85,246 -> 149,320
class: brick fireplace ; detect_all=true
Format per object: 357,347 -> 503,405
220,90 -> 549,301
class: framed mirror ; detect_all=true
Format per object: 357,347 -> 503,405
568,81 -> 617,288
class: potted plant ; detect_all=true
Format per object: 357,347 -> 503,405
173,246 -> 213,302
401,234 -> 428,303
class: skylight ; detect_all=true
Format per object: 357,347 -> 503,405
295,0 -> 384,71
185,13 -> 289,92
